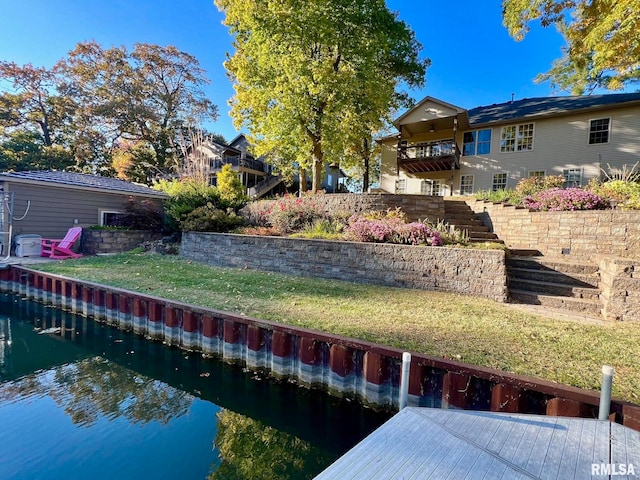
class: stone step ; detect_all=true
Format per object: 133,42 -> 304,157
508,278 -> 600,300
507,267 -> 599,288
444,215 -> 486,224
469,238 -> 505,244
467,231 -> 500,240
443,207 -> 476,215
508,289 -> 602,316
506,257 -> 599,275
448,223 -> 490,232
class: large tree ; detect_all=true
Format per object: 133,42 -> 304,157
0,61 -> 75,170
57,41 -> 218,179
503,0 -> 640,94
215,0 -> 427,192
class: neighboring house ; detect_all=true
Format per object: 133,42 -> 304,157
0,170 -> 167,240
187,134 -> 277,196
379,93 -> 640,196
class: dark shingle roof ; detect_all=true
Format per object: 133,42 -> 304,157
468,92 -> 640,126
0,171 -> 167,198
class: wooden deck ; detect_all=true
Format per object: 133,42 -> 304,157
315,407 -> 640,479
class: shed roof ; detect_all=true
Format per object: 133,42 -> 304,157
468,92 -> 640,126
0,171 -> 168,198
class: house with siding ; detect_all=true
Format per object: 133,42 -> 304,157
186,134 -> 279,196
0,170 -> 167,240
379,93 -> 640,195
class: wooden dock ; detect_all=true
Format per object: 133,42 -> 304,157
316,407 -> 640,479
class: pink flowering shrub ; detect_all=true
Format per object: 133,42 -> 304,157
523,188 -> 608,211
345,213 -> 443,246
393,222 -> 443,246
268,197 -> 327,234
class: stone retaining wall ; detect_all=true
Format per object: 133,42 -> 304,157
244,193 -> 445,222
600,256 -> 640,322
81,229 -> 164,255
2,266 -> 638,430
180,233 -> 508,302
468,200 -> 640,261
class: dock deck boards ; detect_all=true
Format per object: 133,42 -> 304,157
315,407 -> 640,480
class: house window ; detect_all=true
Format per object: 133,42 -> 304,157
421,179 -> 443,196
396,179 -> 407,194
208,175 -> 217,186
492,173 -> 508,191
500,123 -> 534,152
415,142 -> 428,158
99,210 -> 123,227
529,170 -> 545,178
460,175 -> 474,195
463,129 -> 491,156
563,168 -> 582,187
589,118 -> 610,144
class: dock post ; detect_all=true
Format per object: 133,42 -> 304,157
598,365 -> 614,421
399,352 -> 411,410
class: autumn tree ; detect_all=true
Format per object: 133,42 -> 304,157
215,0 -> 427,193
0,61 -> 75,170
57,41 -> 218,180
503,0 -> 640,94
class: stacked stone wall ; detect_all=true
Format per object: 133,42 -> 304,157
81,229 -> 163,255
180,233 -> 507,302
468,200 -> 640,261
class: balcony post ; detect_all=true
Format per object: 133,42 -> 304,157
450,116 -> 458,196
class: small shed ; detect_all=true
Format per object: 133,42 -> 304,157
0,171 -> 168,239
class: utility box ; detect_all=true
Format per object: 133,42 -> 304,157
15,234 -> 42,257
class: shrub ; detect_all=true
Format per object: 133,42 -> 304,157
154,178 -> 223,231
217,163 -> 248,207
426,219 -> 469,246
345,211 -> 442,246
118,197 -> 165,231
587,179 -> 640,210
474,188 -> 516,204
180,203 -> 245,232
514,175 -> 565,200
289,219 -> 345,240
523,188 -> 608,211
392,222 -> 443,246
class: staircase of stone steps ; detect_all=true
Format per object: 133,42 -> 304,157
443,199 -> 503,243
507,256 -> 602,317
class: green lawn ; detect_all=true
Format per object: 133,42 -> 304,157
31,252 -> 640,403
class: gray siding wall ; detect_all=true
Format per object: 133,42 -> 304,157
3,182 -> 162,239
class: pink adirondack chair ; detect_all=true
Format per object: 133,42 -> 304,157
41,227 -> 83,259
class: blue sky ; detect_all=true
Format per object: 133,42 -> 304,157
0,0 -> 602,141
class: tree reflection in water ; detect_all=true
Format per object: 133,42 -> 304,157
210,409 -> 333,480
0,356 -> 193,426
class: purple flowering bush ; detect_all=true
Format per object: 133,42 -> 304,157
523,188 -> 608,211
345,213 -> 443,246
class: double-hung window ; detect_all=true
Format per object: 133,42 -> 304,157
589,118 -> 610,144
463,129 -> 491,156
492,173 -> 508,191
421,179 -> 443,196
563,168 -> 582,187
396,179 -> 407,194
460,175 -> 474,195
500,123 -> 534,152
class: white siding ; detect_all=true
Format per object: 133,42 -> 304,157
382,104 -> 640,195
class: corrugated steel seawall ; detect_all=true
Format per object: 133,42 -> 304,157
2,265 -> 639,430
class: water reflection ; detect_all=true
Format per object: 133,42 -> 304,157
0,357 -> 193,426
0,293 -> 389,479
211,410 -> 333,480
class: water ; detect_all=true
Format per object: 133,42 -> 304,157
0,293 -> 391,480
